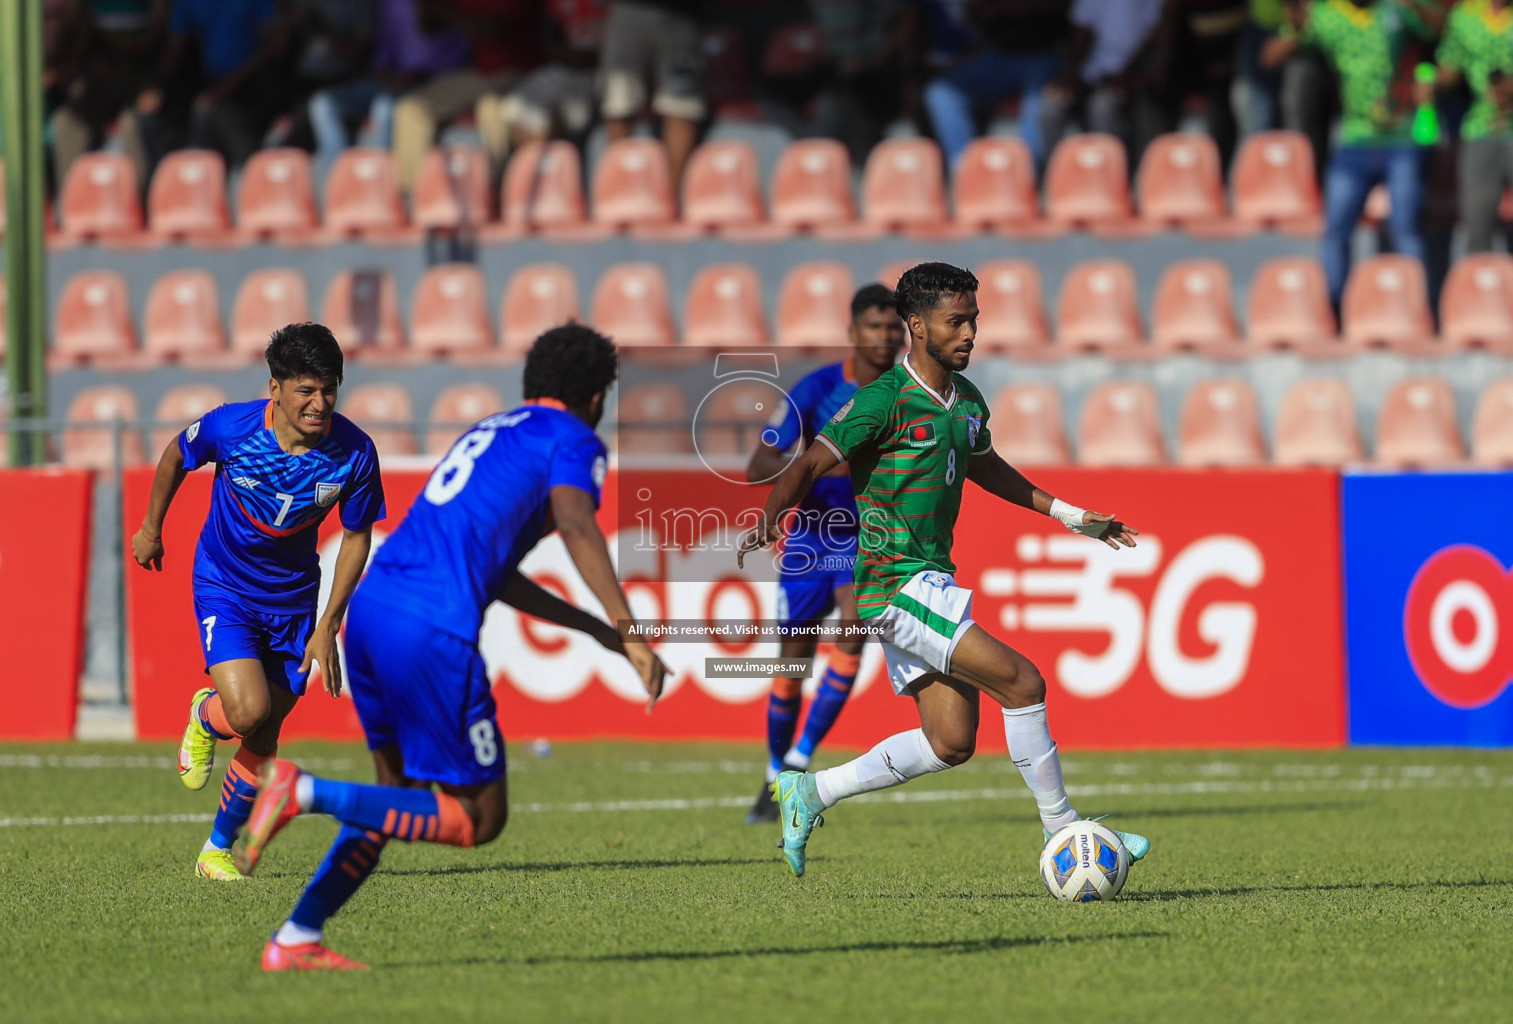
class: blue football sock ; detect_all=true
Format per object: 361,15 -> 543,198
308,777 -> 446,841
766,685 -> 802,774
287,825 -> 386,934
793,667 -> 857,762
207,751 -> 263,850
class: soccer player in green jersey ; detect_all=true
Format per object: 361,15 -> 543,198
737,262 -> 1150,878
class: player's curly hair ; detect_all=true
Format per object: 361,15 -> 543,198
894,263 -> 979,321
850,283 -> 896,321
523,324 -> 619,408
266,322 -> 344,385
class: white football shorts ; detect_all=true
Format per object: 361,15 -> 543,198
871,570 -> 977,695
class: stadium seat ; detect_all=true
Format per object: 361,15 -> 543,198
1177,379 -> 1266,466
500,264 -> 580,353
323,147 -> 409,241
151,384 -> 229,455
989,383 -> 1069,465
952,137 -> 1047,233
770,139 -> 857,233
592,138 -> 675,231
52,270 -> 138,369
1341,255 -> 1434,351
499,140 -> 590,235
861,138 -> 950,234
231,269 -> 310,359
1245,257 -> 1337,352
338,384 -> 418,457
321,269 -> 406,357
1151,260 -> 1240,353
1471,378 -> 1513,467
147,149 -> 231,243
684,263 -> 769,347
142,270 -> 229,365
62,386 -> 145,469
58,152 -> 144,243
1078,381 -> 1166,466
615,382 -> 693,454
877,261 -> 912,289
1137,133 -> 1227,229
412,146 -> 492,231
410,263 -> 494,358
975,260 -> 1051,354
426,383 -> 506,454
1231,131 -> 1322,232
776,262 -> 854,346
1375,377 -> 1464,467
1054,260 -> 1144,353
236,148 -> 319,242
697,378 -> 779,455
1044,134 -> 1134,229
591,263 -> 675,347
1273,379 -> 1364,466
681,141 -> 768,235
1440,254 -> 1513,351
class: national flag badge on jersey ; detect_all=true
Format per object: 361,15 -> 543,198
906,421 -> 936,446
315,482 -> 342,507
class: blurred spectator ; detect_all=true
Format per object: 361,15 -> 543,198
477,0 -> 606,177
922,1 -> 1069,170
1264,0 -> 1442,311
286,0 -> 377,146
48,0 -> 167,188
599,0 -> 706,195
1238,0 -> 1288,133
391,0 -> 544,193
1160,0 -> 1246,167
1038,0 -> 1168,165
307,0 -> 470,166
1433,0 -> 1513,253
130,0 -> 292,177
1243,0 -> 1336,176
809,0 -> 914,167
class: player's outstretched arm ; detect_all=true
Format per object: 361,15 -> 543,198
550,483 -> 668,711
496,571 -> 622,652
967,449 -> 1138,549
300,526 -> 372,698
130,438 -> 190,571
736,440 -> 841,567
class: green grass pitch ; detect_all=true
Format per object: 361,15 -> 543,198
3,741 -> 1511,1022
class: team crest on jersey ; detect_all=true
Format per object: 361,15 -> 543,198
831,399 -> 854,424
966,415 -> 982,448
231,475 -> 259,490
905,421 -> 937,448
315,482 -> 342,507
186,421 -> 200,443
592,455 -> 607,488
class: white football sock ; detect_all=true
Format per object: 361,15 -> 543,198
783,749 -> 811,770
295,773 -> 315,809
1002,703 -> 1078,831
814,729 -> 951,808
275,920 -> 323,947
201,837 -> 227,854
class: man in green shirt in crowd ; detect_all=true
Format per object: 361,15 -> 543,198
1431,0 -> 1513,252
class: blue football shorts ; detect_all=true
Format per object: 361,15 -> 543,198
776,527 -> 857,629
192,583 -> 315,696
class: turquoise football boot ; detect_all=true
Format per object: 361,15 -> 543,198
771,771 -> 825,878
1042,816 -> 1150,862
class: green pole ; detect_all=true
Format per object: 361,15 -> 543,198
2,0 -> 48,465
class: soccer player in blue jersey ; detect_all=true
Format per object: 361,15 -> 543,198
232,324 -> 668,971
129,323 -> 386,882
743,284 -> 904,824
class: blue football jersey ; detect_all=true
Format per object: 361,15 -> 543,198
767,360 -> 859,532
360,402 -> 608,642
179,400 -> 386,614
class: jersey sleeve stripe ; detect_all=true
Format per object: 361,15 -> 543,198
815,434 -> 845,461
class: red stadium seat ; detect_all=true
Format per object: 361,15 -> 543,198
952,137 -> 1045,233
142,270 -> 229,364
697,378 -> 779,455
1342,255 -> 1434,351
426,383 -> 506,454
410,263 -> 494,358
1151,260 -> 1239,353
338,384 -> 418,457
1471,378 -> 1513,467
231,269 -> 310,359
1177,379 -> 1266,466
147,149 -> 231,243
323,147 -> 409,241
861,138 -> 949,233
1232,131 -> 1322,232
990,383 -> 1069,465
52,271 -> 138,369
151,384 -> 229,455
63,386 -> 145,468
1245,257 -> 1337,352
1137,133 -> 1226,229
1078,381 -> 1166,466
615,382 -> 693,454
770,140 -> 856,233
684,263 -> 769,347
591,263 -> 675,347
1055,260 -> 1144,353
592,138 -> 675,230
1044,134 -> 1134,229
58,152 -> 144,243
1273,379 -> 1363,467
682,141 -> 767,234
1440,254 -> 1513,351
413,146 -> 492,231
776,262 -> 853,346
321,269 -> 406,357
1375,377 -> 1464,468
975,260 -> 1050,354
877,261 -> 912,289
237,149 -> 319,242
499,141 -> 589,235
500,264 -> 580,353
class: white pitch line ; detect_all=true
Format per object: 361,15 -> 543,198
0,754 -> 357,771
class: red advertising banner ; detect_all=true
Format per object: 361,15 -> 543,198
0,469 -> 92,740
126,464 -> 1345,749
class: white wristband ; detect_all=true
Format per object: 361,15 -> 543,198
1049,498 -> 1109,538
